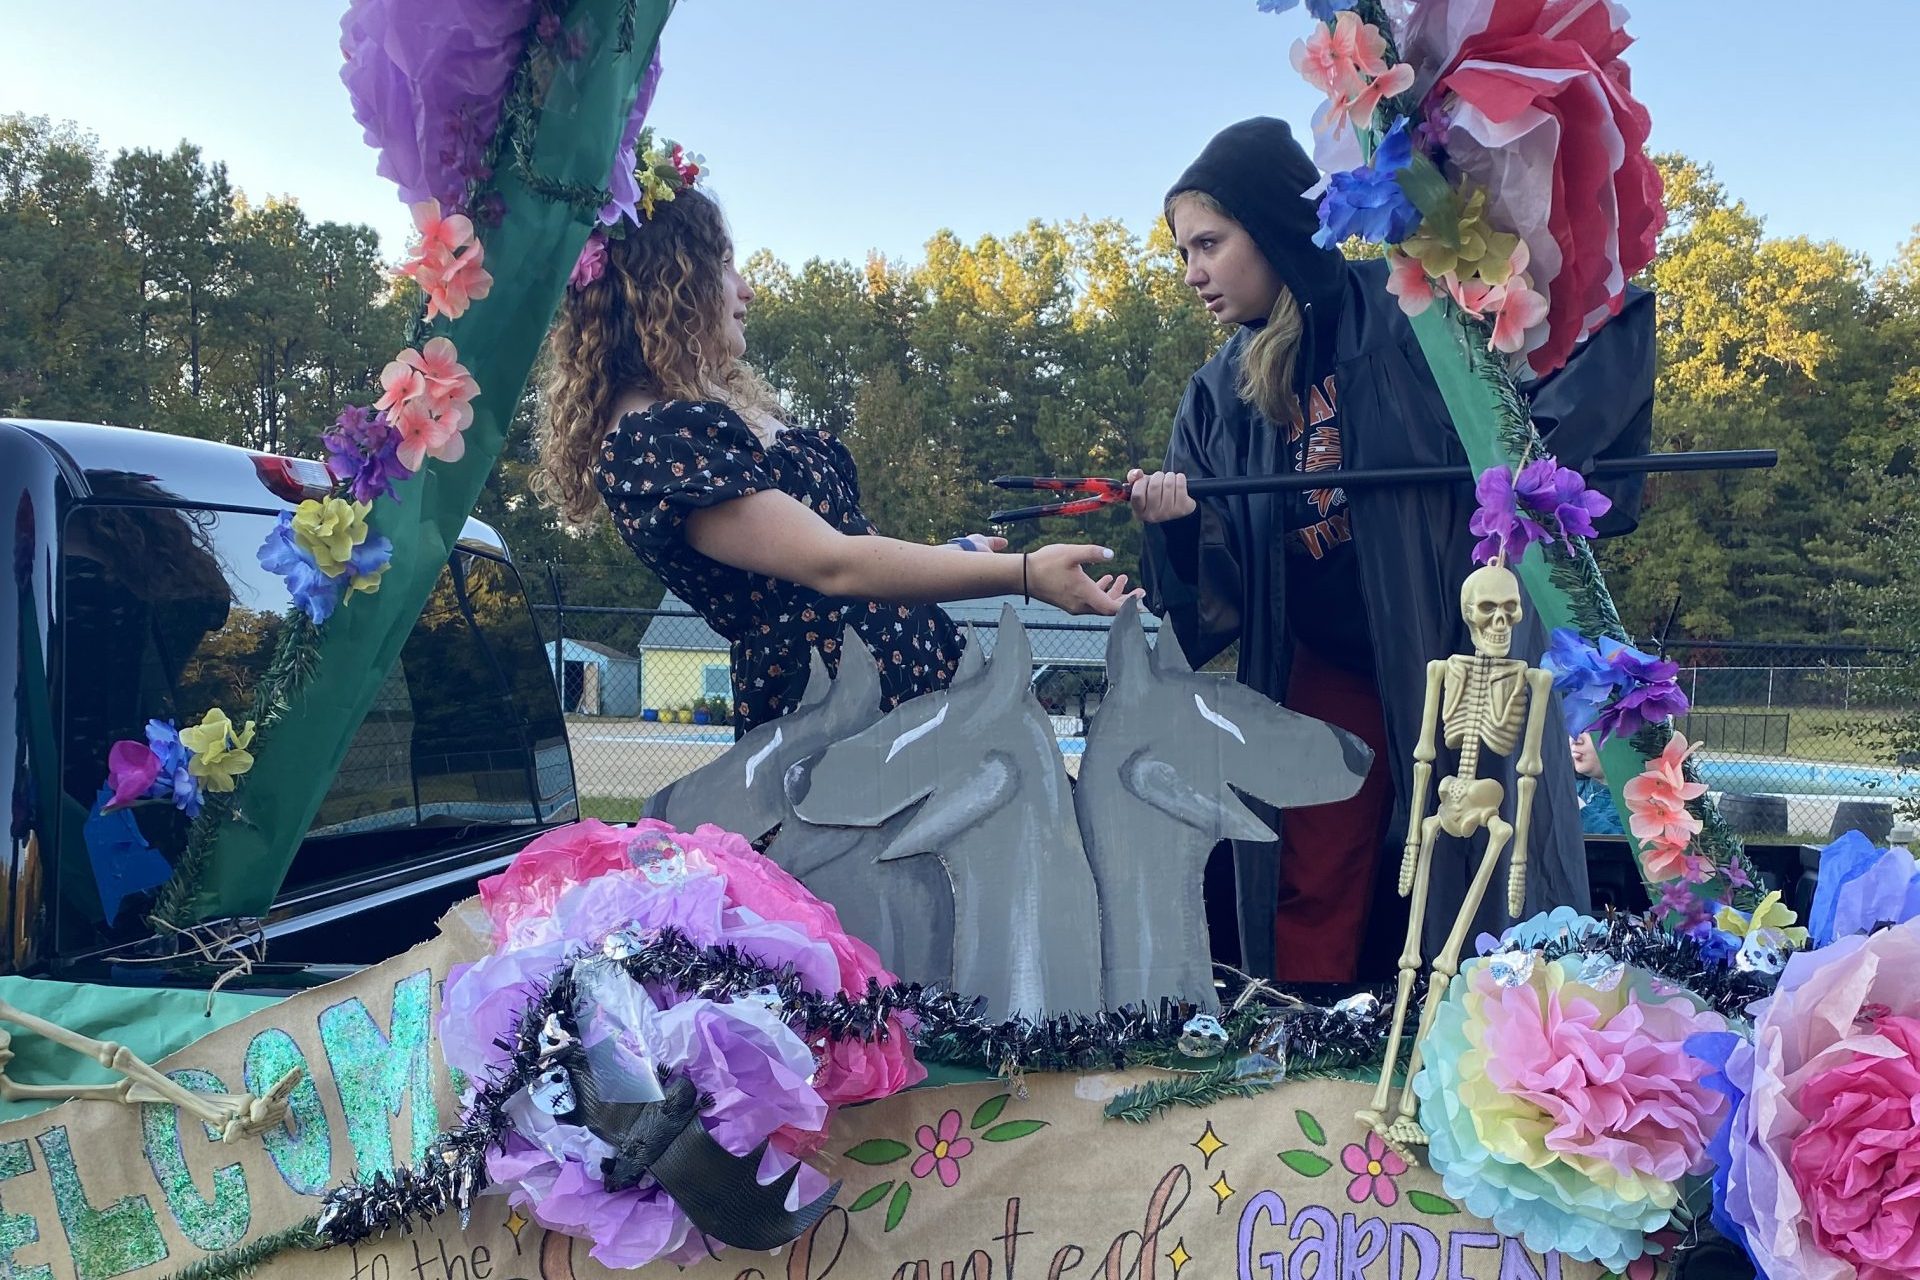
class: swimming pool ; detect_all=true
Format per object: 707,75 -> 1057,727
1693,757 -> 1920,799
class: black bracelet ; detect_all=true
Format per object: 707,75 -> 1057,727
1022,552 -> 1030,603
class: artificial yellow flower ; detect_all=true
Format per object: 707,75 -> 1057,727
1716,891 -> 1810,948
1403,185 -> 1521,286
180,708 -> 257,793
291,498 -> 371,578
347,561 -> 389,599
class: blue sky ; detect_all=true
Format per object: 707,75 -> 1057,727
6,1 -> 1914,272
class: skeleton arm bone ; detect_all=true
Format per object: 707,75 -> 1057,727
1506,669 -> 1556,917
1401,661 -> 1449,896
0,1003 -> 299,1143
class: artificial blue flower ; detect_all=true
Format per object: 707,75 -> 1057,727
1680,907 -> 1743,966
143,718 -> 202,818
1312,117 -> 1421,249
1807,829 -> 1920,946
1256,0 -> 1357,17
1501,905 -> 1605,951
258,511 -> 342,625
1542,628 -> 1621,736
1590,636 -> 1689,741
344,531 -> 394,581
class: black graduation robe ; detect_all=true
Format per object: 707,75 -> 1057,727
1142,256 -> 1656,978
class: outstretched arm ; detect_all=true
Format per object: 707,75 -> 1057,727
686,490 -> 1138,616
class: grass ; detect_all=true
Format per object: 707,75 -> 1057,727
578,794 -> 645,822
1688,704 -> 1896,765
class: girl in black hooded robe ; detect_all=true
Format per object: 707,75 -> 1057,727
1132,117 -> 1655,984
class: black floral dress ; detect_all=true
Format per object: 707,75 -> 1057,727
596,399 -> 966,733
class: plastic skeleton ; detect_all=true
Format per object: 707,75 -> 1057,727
0,1005 -> 299,1142
1357,558 -> 1554,1152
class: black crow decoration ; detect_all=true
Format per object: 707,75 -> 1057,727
548,1032 -> 841,1251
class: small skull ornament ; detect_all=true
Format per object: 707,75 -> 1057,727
1177,1014 -> 1230,1058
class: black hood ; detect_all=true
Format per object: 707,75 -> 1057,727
1169,118 -> 1348,389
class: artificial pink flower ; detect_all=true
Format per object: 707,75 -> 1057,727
104,739 -> 161,810
570,232 -> 607,290
1293,12 -> 1414,136
1624,733 -> 1707,855
1475,969 -> 1729,1185
1341,1132 -> 1408,1206
395,199 -> 493,322
911,1109 -> 973,1188
477,819 -> 637,944
1488,277 -> 1549,354
1385,249 -> 1435,316
632,820 -> 927,1106
1639,838 -> 1692,886
1291,11 -> 1370,98
376,336 -> 480,471
1789,1015 -> 1920,1279
1334,60 -> 1416,134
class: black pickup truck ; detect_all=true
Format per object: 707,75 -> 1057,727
3,418 -> 579,992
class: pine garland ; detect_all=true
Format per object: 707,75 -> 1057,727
150,612 -> 320,930
1103,1061 -> 1279,1124
156,1219 -> 321,1280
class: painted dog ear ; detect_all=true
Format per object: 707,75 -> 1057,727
826,626 -> 883,715
1152,617 -> 1193,674
796,647 -> 834,709
1104,598 -> 1153,688
986,605 -> 1032,700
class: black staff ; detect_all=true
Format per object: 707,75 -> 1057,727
986,449 -> 1777,522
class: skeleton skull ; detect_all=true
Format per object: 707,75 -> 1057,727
1460,563 -> 1523,658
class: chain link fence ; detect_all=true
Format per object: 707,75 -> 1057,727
520,564 -> 1917,843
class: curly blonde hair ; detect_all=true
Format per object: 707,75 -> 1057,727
533,188 -> 782,528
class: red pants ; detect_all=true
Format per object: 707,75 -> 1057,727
1273,645 -> 1395,983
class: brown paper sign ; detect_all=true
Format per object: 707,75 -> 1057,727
0,931 -> 1654,1280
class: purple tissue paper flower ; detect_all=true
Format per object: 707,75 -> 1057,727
1314,117 -> 1421,249
323,406 -> 412,504
339,0 -> 539,211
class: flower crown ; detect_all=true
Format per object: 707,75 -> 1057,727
570,130 -> 705,292
632,128 -> 704,222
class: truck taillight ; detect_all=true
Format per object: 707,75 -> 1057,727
251,455 -> 338,503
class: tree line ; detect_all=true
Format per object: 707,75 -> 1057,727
5,111 -> 1918,646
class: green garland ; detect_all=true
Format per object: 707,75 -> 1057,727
154,1219 -> 320,1280
150,613 -> 320,931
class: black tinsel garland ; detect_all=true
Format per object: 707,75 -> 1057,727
315,910 -> 1778,1247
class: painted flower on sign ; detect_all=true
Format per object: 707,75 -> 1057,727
911,1109 -> 974,1189
1341,1131 -> 1407,1206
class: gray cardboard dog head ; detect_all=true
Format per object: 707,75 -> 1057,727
644,629 -> 887,837
1093,599 -> 1374,841
795,605 -> 1050,861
